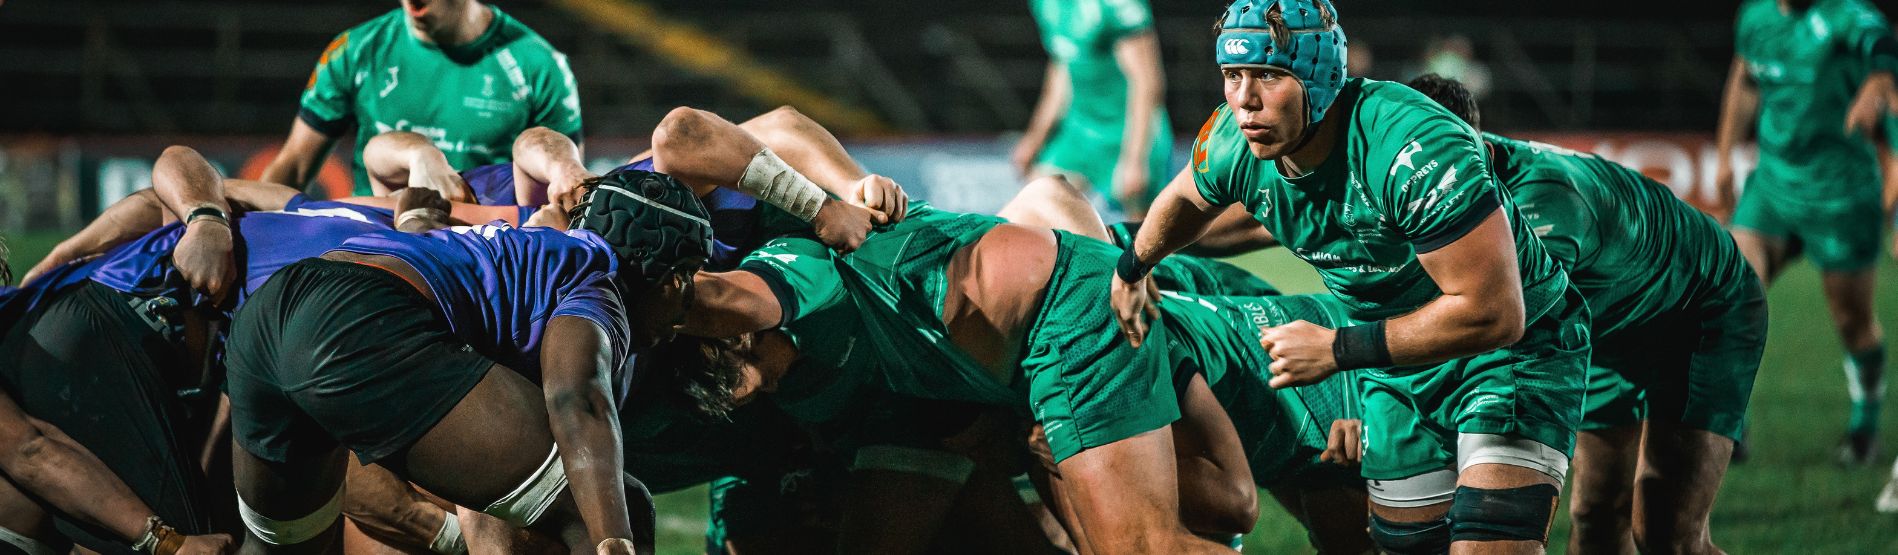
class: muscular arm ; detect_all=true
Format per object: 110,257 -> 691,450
1112,31 -> 1165,212
1129,167 -> 1225,265
260,118 -> 339,189
22,189 -> 166,284
681,271 -> 784,339
0,394 -> 158,544
1013,62 -> 1070,175
1385,209 -> 1526,364
362,131 -> 474,202
153,146 -> 231,220
510,126 -> 593,209
540,316 -> 634,547
1715,56 -> 1758,210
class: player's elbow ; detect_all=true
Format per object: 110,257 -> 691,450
545,382 -> 612,424
0,424 -> 54,479
1467,303 -> 1526,350
652,106 -> 716,154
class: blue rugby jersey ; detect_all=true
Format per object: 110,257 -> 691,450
328,223 -> 632,393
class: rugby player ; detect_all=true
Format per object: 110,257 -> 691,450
220,168 -> 709,555
1412,73 -> 1768,555
1716,0 -> 1898,464
264,0 -> 582,197
1114,1 -> 1592,553
1015,0 -> 1171,218
0,146 -> 437,555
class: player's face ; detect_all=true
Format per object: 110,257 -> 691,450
729,331 -> 795,406
1221,66 -> 1308,160
629,268 -> 697,350
400,0 -> 469,42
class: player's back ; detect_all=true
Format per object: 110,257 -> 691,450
1488,134 -> 1753,335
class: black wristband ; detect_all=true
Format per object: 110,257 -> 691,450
185,205 -> 228,226
1332,320 -> 1393,370
1116,249 -> 1152,282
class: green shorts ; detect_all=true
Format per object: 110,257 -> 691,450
1035,120 -> 1173,214
1580,276 -> 1767,441
1358,286 -> 1592,481
1731,188 -> 1886,272
226,258 -> 494,465
1022,232 -> 1181,463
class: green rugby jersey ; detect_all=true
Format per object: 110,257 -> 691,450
736,203 -> 1016,423
299,6 -> 582,194
1190,79 -> 1569,322
1156,291 -> 1359,482
1736,0 -> 1898,206
1028,0 -> 1172,197
1488,133 -> 1755,338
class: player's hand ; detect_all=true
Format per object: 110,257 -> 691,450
1261,320 -> 1341,388
849,174 -> 910,224
1110,272 -> 1162,348
407,153 -> 475,204
1112,164 -> 1149,219
595,538 -> 637,555
811,199 -> 879,254
546,165 -> 596,214
392,187 -> 452,233
526,204 -> 570,230
1711,164 -> 1737,225
1321,419 -> 1363,467
1845,73 -> 1896,138
174,217 -> 237,306
174,533 -> 236,555
1010,137 -> 1043,178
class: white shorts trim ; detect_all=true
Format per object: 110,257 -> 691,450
1456,433 -> 1570,485
1365,468 -> 1457,508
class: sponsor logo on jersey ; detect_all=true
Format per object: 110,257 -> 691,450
1405,165 -> 1460,214
1388,141 -> 1422,177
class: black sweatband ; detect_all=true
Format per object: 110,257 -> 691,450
1116,249 -> 1152,282
1332,320 -> 1392,370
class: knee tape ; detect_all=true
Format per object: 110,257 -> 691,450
483,446 -> 570,527
238,486 -> 344,545
1447,484 -> 1560,543
1368,513 -> 1451,555
0,526 -> 58,555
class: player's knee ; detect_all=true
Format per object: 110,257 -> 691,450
1368,513 -> 1451,555
1446,484 -> 1560,544
240,486 -> 344,546
1565,484 -> 1630,528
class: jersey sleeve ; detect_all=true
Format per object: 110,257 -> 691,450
550,272 -> 633,364
1190,105 -> 1251,209
529,49 -> 584,141
298,31 -> 357,137
1103,0 -> 1154,39
737,237 -> 848,328
1839,1 -> 1898,75
1509,180 -> 1598,269
1377,119 -> 1502,253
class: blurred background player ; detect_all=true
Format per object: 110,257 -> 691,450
1011,0 -> 1170,220
1716,0 -> 1898,465
262,0 -> 582,199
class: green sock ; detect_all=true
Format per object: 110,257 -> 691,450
1848,345 -> 1887,437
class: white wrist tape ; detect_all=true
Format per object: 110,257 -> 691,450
238,485 -> 343,546
396,208 -> 442,229
428,509 -> 466,554
737,148 -> 827,221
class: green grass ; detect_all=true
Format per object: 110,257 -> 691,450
8,233 -> 1895,553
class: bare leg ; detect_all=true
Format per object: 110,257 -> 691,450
1052,427 -> 1238,554
0,475 -> 63,553
837,467 -> 962,554
1727,230 -> 1786,286
340,455 -> 454,553
1631,425 -> 1734,555
935,466 -> 1071,554
1170,374 -> 1259,538
997,176 -> 1113,241
1568,426 -> 1640,555
233,442 -> 348,555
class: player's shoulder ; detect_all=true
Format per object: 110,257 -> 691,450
1355,79 -> 1468,134
1189,103 -> 1248,170
1484,133 -> 1578,191
1351,79 -> 1480,180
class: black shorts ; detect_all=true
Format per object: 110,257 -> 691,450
225,258 -> 492,465
0,282 -> 217,550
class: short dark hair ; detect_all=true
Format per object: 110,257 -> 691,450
1406,73 -> 1481,131
642,334 -> 749,421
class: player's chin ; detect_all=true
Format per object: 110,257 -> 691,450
1245,138 -> 1296,160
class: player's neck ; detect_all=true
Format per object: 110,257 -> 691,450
419,2 -> 495,47
1277,114 -> 1341,177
